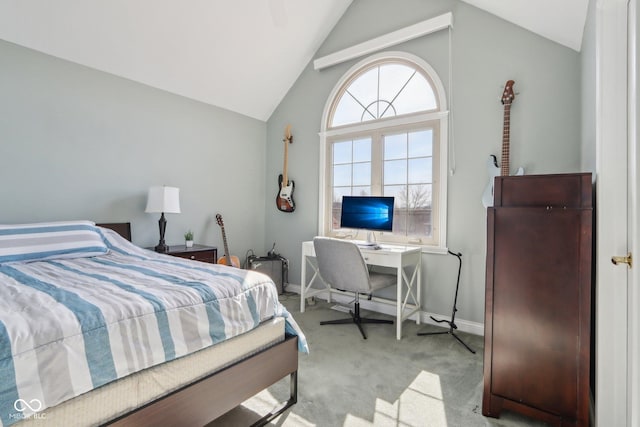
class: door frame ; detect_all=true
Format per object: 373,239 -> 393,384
627,0 -> 639,425
595,0 -> 638,425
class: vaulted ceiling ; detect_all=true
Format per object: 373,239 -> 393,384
0,0 -> 589,121
459,0 -> 589,53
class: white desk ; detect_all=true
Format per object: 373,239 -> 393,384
301,240 -> 422,340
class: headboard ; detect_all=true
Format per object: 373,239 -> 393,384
97,222 -> 132,241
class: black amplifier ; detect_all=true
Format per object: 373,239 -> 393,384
247,255 -> 288,294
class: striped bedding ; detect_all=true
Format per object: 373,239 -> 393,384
0,225 -> 307,426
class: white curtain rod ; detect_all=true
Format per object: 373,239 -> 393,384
313,12 -> 453,71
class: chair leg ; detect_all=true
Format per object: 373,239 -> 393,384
354,314 -> 367,339
360,318 -> 395,324
320,318 -> 356,325
320,297 -> 393,340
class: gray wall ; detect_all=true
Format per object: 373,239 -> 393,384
581,0 -> 596,174
0,39 -> 267,258
266,0 -> 583,325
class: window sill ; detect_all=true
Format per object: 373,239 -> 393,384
399,243 -> 448,255
420,246 -> 448,255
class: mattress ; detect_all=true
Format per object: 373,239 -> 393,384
15,317 -> 285,426
0,221 -> 307,426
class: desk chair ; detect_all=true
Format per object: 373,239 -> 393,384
313,237 -> 395,339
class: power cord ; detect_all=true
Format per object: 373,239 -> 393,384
243,249 -> 255,269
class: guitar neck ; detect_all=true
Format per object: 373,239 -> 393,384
282,139 -> 289,186
500,104 -> 511,176
221,227 -> 231,262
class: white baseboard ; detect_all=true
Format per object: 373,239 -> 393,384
285,283 -> 485,337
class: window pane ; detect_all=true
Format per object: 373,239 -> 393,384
347,67 -> 378,114
384,134 -> 407,160
352,186 -> 371,196
408,130 -> 433,157
333,188 -> 351,230
333,187 -> 352,202
408,158 -> 431,184
384,184 -> 433,237
383,185 -> 406,235
331,191 -> 347,230
379,64 -> 415,107
333,164 -> 352,187
384,185 -> 407,205
353,138 -> 371,162
407,184 -> 433,237
331,208 -> 340,230
407,184 -> 432,208
353,162 -> 371,186
333,141 -> 352,164
384,159 -> 406,185
393,73 -> 437,114
333,95 -> 364,127
406,209 -> 432,236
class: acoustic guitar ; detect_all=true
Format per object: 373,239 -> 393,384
482,80 -> 524,208
215,214 -> 240,268
276,124 -> 295,212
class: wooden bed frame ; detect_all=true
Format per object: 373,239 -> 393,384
97,223 -> 299,426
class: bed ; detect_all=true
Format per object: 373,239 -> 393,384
0,221 -> 307,426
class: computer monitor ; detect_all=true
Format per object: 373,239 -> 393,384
340,196 -> 395,240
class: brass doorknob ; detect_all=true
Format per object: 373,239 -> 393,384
611,253 -> 632,268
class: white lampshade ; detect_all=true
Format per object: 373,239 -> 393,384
145,186 -> 181,214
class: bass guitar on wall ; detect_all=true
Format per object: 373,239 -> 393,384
215,214 -> 240,268
276,124 -> 295,212
482,79 -> 524,208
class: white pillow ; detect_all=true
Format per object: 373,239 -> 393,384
0,220 -> 109,264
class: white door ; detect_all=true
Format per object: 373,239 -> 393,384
628,1 -> 640,424
595,0 -> 639,426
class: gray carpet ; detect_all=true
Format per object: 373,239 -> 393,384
212,294 -> 546,426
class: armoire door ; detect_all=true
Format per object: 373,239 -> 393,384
486,206 -> 592,423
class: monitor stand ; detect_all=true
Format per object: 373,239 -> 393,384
366,231 -> 375,245
355,231 -> 377,247
353,231 -> 378,248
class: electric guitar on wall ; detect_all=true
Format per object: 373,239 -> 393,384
482,80 -> 525,208
215,214 -> 240,268
276,124 -> 295,212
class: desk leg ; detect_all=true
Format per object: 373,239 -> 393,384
301,254 -> 327,312
300,253 -> 307,313
396,267 -> 402,340
417,259 -> 421,325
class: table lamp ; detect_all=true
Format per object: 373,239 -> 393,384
145,186 -> 181,253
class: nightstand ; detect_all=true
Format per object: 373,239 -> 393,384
150,244 -> 218,264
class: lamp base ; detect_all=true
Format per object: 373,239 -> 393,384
155,242 -> 169,253
155,213 -> 169,253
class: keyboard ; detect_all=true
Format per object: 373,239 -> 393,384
354,241 -> 381,250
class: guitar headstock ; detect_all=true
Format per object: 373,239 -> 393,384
215,213 -> 224,227
283,124 -> 293,144
501,80 -> 515,105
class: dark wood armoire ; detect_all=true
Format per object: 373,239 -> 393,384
483,173 -> 593,426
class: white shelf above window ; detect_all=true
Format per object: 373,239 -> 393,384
313,12 -> 453,71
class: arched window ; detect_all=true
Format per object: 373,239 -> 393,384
319,52 -> 448,250
330,61 -> 439,126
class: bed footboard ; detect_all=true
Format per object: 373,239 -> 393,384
106,335 -> 298,427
